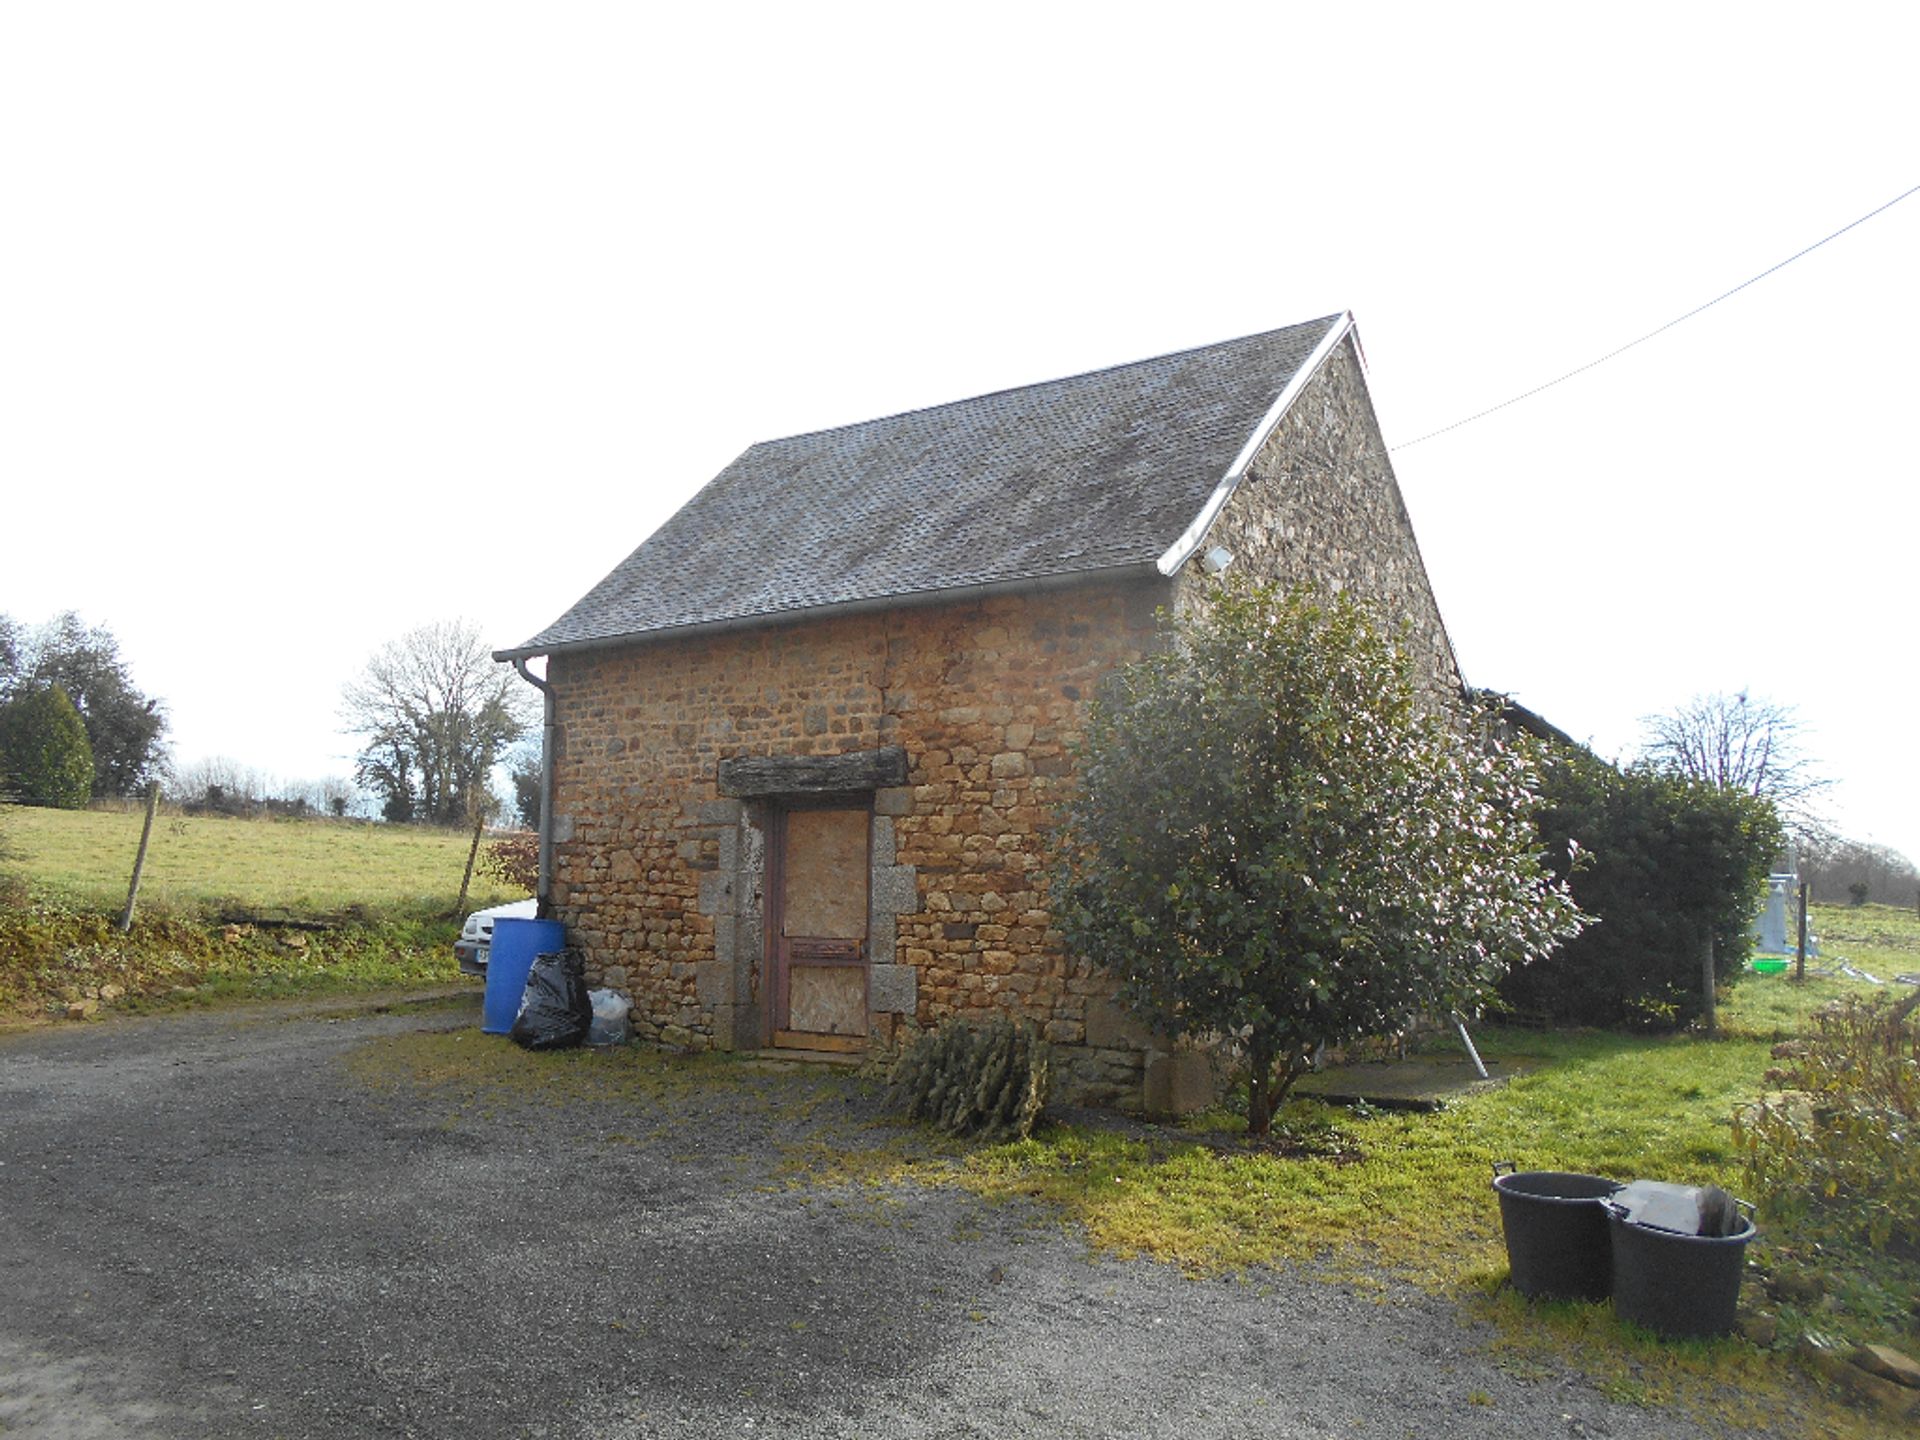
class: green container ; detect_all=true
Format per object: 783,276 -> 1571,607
1750,958 -> 1789,975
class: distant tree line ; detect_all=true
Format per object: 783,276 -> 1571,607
1799,835 -> 1919,907
167,757 -> 362,820
0,612 -> 169,807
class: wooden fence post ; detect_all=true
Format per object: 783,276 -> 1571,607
1795,880 -> 1809,982
456,807 -> 485,917
1701,932 -> 1717,1038
118,782 -> 161,933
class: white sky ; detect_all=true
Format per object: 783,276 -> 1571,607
3,4 -> 1915,860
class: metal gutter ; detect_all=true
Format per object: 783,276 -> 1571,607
1155,311 -> 1355,577
508,657 -> 556,918
491,559 -> 1166,665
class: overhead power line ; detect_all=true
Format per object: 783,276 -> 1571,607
1392,182 -> 1920,452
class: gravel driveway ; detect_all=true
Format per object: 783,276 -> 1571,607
0,994 -> 1768,1439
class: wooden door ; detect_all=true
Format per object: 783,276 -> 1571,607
772,806 -> 870,1051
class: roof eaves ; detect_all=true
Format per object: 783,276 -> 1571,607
1154,311 -> 1355,577
1468,689 -> 1585,752
491,558 -> 1165,665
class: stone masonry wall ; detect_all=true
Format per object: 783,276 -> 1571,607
1174,333 -> 1462,701
546,579 -> 1168,1103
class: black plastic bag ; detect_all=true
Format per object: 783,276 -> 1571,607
509,950 -> 591,1051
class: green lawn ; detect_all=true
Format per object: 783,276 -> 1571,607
1808,899 -> 1920,977
0,803 -> 522,1017
916,977 -> 1864,1278
0,802 -> 521,919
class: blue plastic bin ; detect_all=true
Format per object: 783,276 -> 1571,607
482,917 -> 565,1034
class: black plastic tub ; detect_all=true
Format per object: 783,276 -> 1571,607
1491,1162 -> 1622,1302
1608,1206 -> 1757,1338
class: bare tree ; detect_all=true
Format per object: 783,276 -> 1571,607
341,620 -> 533,827
1637,691 -> 1830,834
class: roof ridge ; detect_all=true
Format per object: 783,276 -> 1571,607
747,314 -> 1348,450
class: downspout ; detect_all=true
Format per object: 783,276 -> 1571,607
510,657 -> 556,919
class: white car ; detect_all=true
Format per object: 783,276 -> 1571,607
454,898 -> 537,974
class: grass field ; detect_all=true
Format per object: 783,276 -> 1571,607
1806,898 -> 1920,977
0,803 -> 525,1018
907,941 -> 1916,1435
0,803 -> 521,919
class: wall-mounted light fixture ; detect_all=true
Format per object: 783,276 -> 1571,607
1199,545 -> 1234,575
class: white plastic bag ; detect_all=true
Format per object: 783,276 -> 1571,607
587,987 -> 632,1046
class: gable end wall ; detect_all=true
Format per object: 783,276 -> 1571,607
1174,334 -> 1461,700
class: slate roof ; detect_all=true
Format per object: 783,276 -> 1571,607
502,313 -> 1351,659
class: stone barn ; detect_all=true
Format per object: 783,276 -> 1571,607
495,311 -> 1461,1106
